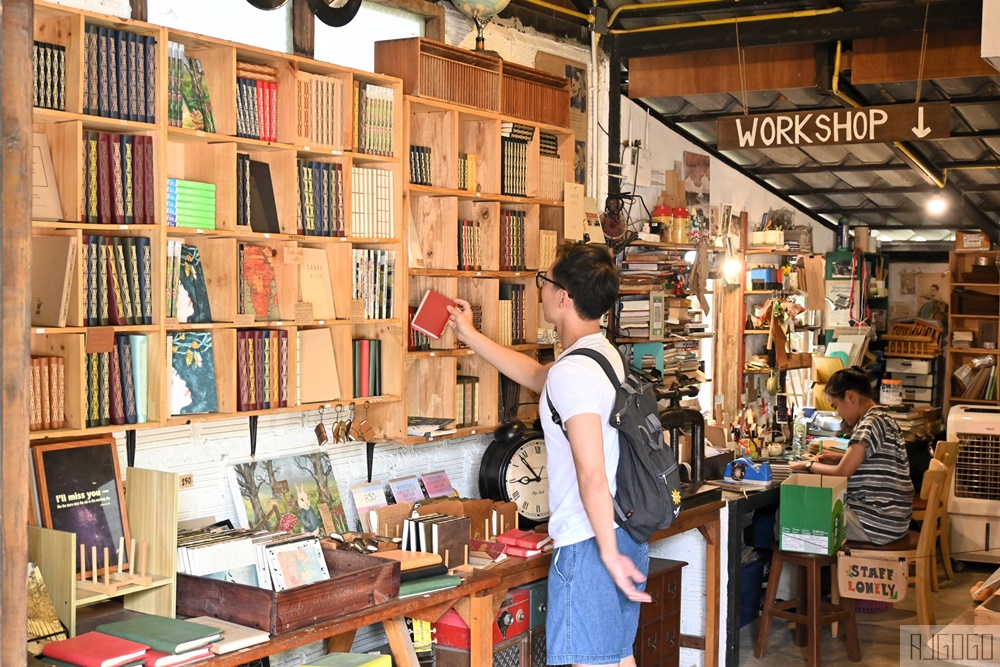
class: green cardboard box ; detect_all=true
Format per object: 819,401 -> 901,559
779,474 -> 847,555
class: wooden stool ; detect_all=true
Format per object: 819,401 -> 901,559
754,549 -> 862,667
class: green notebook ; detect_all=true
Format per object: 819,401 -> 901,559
302,653 -> 390,667
398,574 -> 462,598
96,616 -> 221,655
40,660 -> 146,667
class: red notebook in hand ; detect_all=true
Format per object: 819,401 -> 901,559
411,290 -> 455,340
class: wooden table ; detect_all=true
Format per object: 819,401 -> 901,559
475,500 -> 726,667
198,570 -> 500,667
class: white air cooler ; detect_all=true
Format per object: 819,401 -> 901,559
947,406 -> 1000,563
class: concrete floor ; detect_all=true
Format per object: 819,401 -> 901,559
738,562 -> 994,666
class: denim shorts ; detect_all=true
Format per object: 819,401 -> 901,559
546,528 -> 649,665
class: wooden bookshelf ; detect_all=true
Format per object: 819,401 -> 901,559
375,37 -> 573,441
29,1 -> 404,440
946,249 -> 1000,410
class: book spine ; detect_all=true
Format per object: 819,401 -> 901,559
136,36 -> 146,123
110,134 -> 125,224
116,29 -> 128,122
40,358 -> 52,431
246,328 -> 256,410
237,331 -> 249,412
142,135 -> 154,224
110,341 -> 126,425
136,237 -> 152,325
97,132 -> 112,224
122,134 -> 134,224
132,131 -> 145,224
127,32 -> 138,122
145,36 -> 155,123
117,335 -> 137,425
279,329 -> 288,407
97,237 -> 109,325
98,350 -> 110,426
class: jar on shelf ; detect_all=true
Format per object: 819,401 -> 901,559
880,378 -> 903,406
672,207 -> 690,244
652,205 -> 673,242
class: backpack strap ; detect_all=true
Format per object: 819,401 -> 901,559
546,348 -> 622,436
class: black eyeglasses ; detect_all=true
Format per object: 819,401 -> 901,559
535,271 -> 571,297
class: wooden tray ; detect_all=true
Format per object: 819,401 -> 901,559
176,547 -> 399,635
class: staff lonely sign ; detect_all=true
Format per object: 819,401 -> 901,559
717,102 -> 950,150
838,553 -> 909,602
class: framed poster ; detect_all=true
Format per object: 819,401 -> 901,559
264,538 -> 330,591
33,436 -> 130,575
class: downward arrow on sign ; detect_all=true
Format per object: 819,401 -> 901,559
912,106 -> 932,138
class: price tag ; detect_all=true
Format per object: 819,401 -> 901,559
85,327 -> 115,354
283,247 -> 304,265
235,313 -> 256,327
295,302 -> 314,323
350,300 -> 365,321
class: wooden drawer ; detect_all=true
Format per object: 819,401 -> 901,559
635,618 -> 664,666
640,559 -> 683,624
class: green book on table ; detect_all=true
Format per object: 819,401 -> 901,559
302,653 -> 391,667
97,616 -> 221,655
398,574 -> 462,598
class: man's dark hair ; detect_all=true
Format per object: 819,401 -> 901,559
550,243 -> 619,321
825,366 -> 875,400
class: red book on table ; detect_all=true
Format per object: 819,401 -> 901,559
41,631 -> 148,667
411,290 -> 455,340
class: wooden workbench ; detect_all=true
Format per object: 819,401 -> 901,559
197,570 -> 500,667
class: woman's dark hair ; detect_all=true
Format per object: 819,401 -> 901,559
825,366 -> 875,400
550,243 -> 620,321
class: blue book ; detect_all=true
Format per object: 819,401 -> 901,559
128,335 -> 148,423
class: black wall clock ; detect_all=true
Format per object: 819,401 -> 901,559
308,0 -> 364,27
479,420 -> 550,529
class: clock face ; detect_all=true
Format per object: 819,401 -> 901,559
503,437 -> 549,521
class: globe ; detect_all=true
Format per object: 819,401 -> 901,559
451,0 -> 511,51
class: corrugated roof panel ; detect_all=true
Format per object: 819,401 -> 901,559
798,145 -> 852,164
755,146 -> 810,166
926,137 -> 990,162
830,170 -> 884,188
826,193 -> 870,207
954,103 -> 1000,131
791,172 -> 844,188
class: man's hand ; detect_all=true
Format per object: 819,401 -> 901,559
447,298 -> 476,344
603,552 -> 652,603
789,459 -> 810,472
816,450 -> 844,465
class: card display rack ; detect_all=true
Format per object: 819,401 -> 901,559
28,467 -> 178,637
29,0 -> 404,442
947,249 -> 1000,410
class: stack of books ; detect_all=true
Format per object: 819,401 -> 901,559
457,218 -> 482,271
33,40 -> 66,111
500,122 -> 534,197
458,152 -> 476,191
82,131 -> 156,225
297,72 -> 345,148
295,159 -> 346,237
166,178 -> 216,230
84,334 -> 149,427
355,82 -> 395,157
81,235 -> 153,326
407,306 -> 432,351
167,42 -> 215,132
351,248 -> 396,319
236,329 -> 290,411
351,166 -> 394,238
953,330 -> 975,348
499,209 -> 526,271
498,283 -> 525,346
237,62 -> 278,142
455,375 -> 479,428
496,528 -> 553,558
398,513 -> 472,570
409,145 -> 432,185
353,339 -> 382,398
40,616 -> 222,667
29,356 -> 65,432
82,24 -> 156,122
538,132 -> 564,201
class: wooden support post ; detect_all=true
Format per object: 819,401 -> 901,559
382,617 -> 420,667
130,0 -> 148,22
1,0 -> 34,658
292,0 -> 315,58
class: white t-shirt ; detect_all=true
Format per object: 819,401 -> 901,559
540,332 -> 624,548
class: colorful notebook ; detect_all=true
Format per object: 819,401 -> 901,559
96,616 -> 221,655
410,290 -> 455,340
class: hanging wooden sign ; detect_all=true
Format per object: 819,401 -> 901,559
837,552 -> 908,602
717,102 -> 950,150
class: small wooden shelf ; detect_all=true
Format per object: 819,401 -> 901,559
410,268 -> 537,279
948,348 -> 1000,355
30,325 -> 160,335
392,423 -> 494,446
28,420 -> 163,441
75,574 -> 173,606
407,348 -> 477,360
745,247 -> 813,256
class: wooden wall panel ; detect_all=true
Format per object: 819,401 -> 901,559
1,0 -> 33,659
852,30 -> 995,84
713,283 -> 743,430
628,44 -> 818,99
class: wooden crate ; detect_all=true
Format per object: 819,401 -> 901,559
176,548 -> 399,635
375,38 -> 501,113
500,62 -> 570,128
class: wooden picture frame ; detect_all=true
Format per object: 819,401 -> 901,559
32,436 -> 130,576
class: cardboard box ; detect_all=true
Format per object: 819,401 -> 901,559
779,474 -> 847,555
957,231 -> 991,250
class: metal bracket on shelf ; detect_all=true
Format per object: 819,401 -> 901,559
249,416 -> 258,458
366,441 -> 376,483
126,430 -> 137,468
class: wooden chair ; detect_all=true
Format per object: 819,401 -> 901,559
843,461 -> 946,629
912,440 -> 958,590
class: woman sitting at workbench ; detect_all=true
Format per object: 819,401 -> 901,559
789,366 -> 914,545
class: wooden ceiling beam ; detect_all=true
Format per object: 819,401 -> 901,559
852,29 -> 995,84
618,0 -> 982,59
629,43 -> 817,99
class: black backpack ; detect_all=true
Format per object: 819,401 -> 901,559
547,348 -> 683,543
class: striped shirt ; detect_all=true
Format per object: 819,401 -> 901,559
846,406 -> 914,545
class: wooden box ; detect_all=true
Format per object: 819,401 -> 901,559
176,548 -> 400,635
375,38 -> 501,113
500,62 -> 570,128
